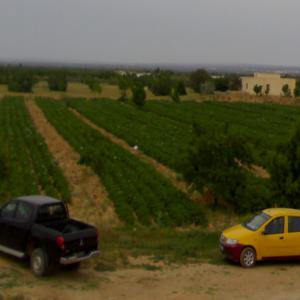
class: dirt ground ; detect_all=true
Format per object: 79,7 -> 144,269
25,99 -> 119,228
2,253 -> 300,300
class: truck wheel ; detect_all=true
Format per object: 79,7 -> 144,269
30,248 -> 49,276
240,247 -> 256,268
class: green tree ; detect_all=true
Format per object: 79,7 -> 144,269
170,88 -> 180,103
271,125 -> 300,208
48,73 -> 68,91
131,84 -> 146,107
184,126 -> 253,208
265,84 -> 270,96
8,69 -> 34,92
294,80 -> 300,97
174,80 -> 187,95
282,84 -> 291,97
118,76 -> 130,101
253,84 -> 263,96
200,80 -> 215,95
84,76 -> 102,93
149,72 -> 173,96
189,69 -> 211,93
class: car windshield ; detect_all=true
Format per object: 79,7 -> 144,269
37,203 -> 67,222
243,212 -> 270,231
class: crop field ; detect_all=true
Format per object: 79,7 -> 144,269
35,98 -> 205,227
0,97 -> 70,202
66,98 -> 193,171
67,98 -> 300,171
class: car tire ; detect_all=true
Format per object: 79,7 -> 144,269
30,248 -> 49,276
240,247 -> 256,268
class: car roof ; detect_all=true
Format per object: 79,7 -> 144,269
263,208 -> 300,217
14,195 -> 62,206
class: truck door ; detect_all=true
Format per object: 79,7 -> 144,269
0,201 -> 18,248
11,201 -> 34,252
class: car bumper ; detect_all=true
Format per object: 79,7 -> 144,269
60,250 -> 100,265
220,243 -> 244,262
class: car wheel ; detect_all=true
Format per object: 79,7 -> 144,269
30,248 -> 49,276
240,247 -> 256,268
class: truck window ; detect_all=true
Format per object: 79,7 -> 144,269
15,202 -> 33,222
288,216 -> 300,233
37,203 -> 67,222
1,201 -> 17,219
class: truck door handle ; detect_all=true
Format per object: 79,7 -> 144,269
279,237 -> 284,240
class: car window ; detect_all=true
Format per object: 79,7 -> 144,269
265,217 -> 284,235
288,216 -> 300,233
15,202 -> 33,222
1,202 -> 17,219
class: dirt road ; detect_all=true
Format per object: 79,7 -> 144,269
2,254 -> 300,300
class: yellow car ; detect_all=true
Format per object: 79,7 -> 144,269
220,208 -> 300,267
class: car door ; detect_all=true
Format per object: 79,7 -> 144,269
0,200 -> 18,248
259,216 -> 286,258
284,216 -> 300,257
11,201 -> 34,252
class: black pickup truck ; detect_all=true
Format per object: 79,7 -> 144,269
0,195 -> 99,276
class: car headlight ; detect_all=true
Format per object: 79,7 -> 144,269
226,238 -> 239,245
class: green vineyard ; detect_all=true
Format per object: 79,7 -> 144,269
67,98 -> 300,171
36,98 -> 206,227
0,97 -> 70,202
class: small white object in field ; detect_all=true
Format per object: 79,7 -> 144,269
133,145 -> 139,151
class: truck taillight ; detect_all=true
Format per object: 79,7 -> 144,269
56,236 -> 65,250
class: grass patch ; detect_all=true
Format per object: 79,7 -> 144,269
99,227 -> 221,267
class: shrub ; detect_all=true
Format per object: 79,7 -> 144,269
282,84 -> 291,97
174,80 -> 187,95
7,70 -> 34,92
253,84 -> 263,96
84,76 -> 102,93
48,73 -> 68,91
200,80 -> 215,95
189,69 -> 211,93
271,124 -> 300,207
170,88 -> 180,103
149,73 -> 173,96
184,126 -> 253,209
131,84 -> 146,107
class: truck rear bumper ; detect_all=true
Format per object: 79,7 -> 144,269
60,250 -> 100,265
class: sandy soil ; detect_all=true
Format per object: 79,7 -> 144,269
2,253 -> 300,300
25,99 -> 119,228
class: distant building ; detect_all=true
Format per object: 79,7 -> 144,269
241,73 -> 296,97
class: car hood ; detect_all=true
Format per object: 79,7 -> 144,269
223,224 -> 255,241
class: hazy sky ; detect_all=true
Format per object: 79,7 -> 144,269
0,0 -> 299,66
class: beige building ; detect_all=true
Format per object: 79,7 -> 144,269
241,73 -> 296,97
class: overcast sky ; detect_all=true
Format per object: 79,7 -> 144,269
0,0 -> 299,66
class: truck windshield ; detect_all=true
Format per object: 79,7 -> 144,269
243,213 -> 270,231
37,203 -> 67,222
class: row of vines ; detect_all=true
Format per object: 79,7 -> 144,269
0,97 -> 70,202
67,98 -> 300,171
35,98 -> 206,227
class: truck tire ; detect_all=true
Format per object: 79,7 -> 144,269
30,248 -> 49,276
